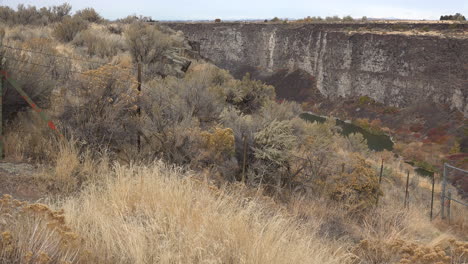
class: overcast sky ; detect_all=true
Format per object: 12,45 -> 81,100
1,0 -> 467,20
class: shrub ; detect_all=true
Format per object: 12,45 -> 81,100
14,4 -> 43,25
107,23 -> 123,35
138,77 -> 212,164
259,100 -> 302,122
53,16 -> 88,42
0,6 -> 15,25
253,120 -> 296,167
345,133 -> 369,154
358,95 -> 374,105
0,195 -> 83,263
222,74 -> 276,114
290,119 -> 338,188
125,22 -> 175,64
0,37 -> 65,120
48,3 -> 72,22
200,126 -> 235,166
325,16 -> 342,22
73,28 -> 126,57
74,8 -> 102,23
342,15 -> 354,22
249,120 -> 296,186
270,17 -> 281,22
440,13 -> 466,21
3,112 -> 60,162
0,3 -> 71,25
59,64 -> 139,154
327,155 -> 382,213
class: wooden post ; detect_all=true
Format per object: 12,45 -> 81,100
447,191 -> 452,224
379,159 -> 384,184
137,63 -> 142,152
242,136 -> 247,183
0,75 -> 3,160
441,164 -> 447,219
404,171 -> 410,209
430,172 -> 435,221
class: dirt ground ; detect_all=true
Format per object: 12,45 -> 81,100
0,161 -> 49,202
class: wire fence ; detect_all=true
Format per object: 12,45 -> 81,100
441,163 -> 468,221
377,160 -> 467,223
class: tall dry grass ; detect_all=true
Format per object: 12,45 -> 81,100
60,161 -> 351,264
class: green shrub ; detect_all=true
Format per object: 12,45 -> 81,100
342,15 -> 354,22
440,13 -> 466,21
358,95 -> 374,105
253,120 -> 296,167
53,16 -> 88,42
270,17 -> 281,22
248,120 -> 297,186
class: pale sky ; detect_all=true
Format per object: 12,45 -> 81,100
1,0 -> 467,21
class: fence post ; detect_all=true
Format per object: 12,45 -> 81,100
447,191 -> 452,224
430,172 -> 435,221
441,163 -> 447,219
0,75 -> 3,160
242,135 -> 247,183
137,63 -> 142,152
379,159 -> 384,184
404,171 -> 410,209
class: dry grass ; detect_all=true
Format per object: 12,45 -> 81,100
59,161 -> 350,264
2,133 -> 467,263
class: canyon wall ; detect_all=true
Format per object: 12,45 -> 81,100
165,23 -> 468,116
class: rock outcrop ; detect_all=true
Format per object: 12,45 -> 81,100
165,23 -> 468,116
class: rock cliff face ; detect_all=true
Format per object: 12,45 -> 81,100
165,23 -> 468,116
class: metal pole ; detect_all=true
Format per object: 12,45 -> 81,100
404,171 -> 410,209
242,136 -> 247,183
137,63 -> 142,152
430,172 -> 435,221
441,163 -> 447,219
1,72 -> 62,137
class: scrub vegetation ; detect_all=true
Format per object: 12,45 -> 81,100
0,4 -> 466,264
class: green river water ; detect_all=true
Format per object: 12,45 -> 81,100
299,113 -> 434,177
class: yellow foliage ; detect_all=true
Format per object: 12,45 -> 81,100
201,126 -> 235,156
0,194 -> 83,263
327,155 -> 382,212
354,238 -> 468,264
